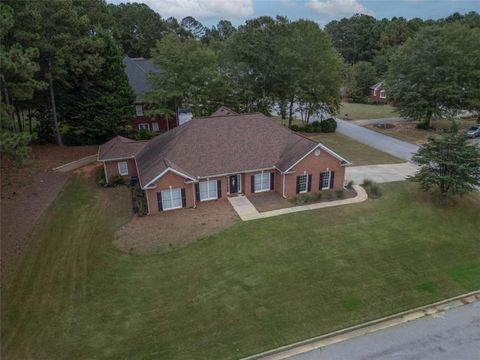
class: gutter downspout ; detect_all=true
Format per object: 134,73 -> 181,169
192,182 -> 197,208
282,173 -> 286,198
103,161 -> 109,185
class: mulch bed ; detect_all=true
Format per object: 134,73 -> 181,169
1,144 -> 98,286
114,199 -> 239,255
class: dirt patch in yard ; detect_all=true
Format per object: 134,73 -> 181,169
114,199 -> 239,254
1,144 -> 98,285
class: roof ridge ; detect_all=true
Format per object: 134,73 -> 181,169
193,112 -> 264,120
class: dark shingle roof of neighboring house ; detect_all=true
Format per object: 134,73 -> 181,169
134,112 -> 349,187
210,106 -> 239,117
98,136 -> 147,161
122,57 -> 159,102
370,80 -> 385,90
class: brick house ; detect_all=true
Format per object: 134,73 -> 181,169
370,80 -> 387,103
98,109 -> 350,214
123,57 -> 192,132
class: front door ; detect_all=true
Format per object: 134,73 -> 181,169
229,175 -> 238,194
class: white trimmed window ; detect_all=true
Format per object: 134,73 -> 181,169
152,122 -> 159,131
135,104 -> 144,116
379,90 -> 386,99
118,161 -> 128,176
161,188 -> 182,210
254,172 -> 270,192
297,174 -> 308,193
138,123 -> 149,131
199,180 -> 218,201
320,171 -> 331,190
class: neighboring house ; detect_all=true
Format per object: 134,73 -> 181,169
98,108 -> 350,215
370,80 -> 387,103
122,56 -> 192,132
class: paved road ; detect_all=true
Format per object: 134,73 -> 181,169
336,119 -> 419,162
291,302 -> 480,360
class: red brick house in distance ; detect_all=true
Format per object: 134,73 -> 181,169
370,80 -> 387,103
98,107 -> 350,215
123,57 -> 192,132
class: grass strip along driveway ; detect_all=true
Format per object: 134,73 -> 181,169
2,177 -> 479,359
339,102 -> 400,120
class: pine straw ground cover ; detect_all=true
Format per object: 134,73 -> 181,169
2,177 -> 479,359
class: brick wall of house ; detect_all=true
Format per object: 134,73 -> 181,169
145,171 -> 195,214
133,115 -> 177,132
283,149 -> 345,198
145,172 -> 228,215
104,159 -> 137,183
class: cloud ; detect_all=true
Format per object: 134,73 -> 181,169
136,0 -> 254,20
306,0 -> 374,17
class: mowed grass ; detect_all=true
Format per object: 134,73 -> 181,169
308,132 -> 404,165
340,102 -> 400,120
2,177 -> 480,359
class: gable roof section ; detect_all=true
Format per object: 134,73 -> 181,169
210,106 -> 239,117
135,113 -> 348,187
123,57 -> 159,102
98,136 -> 147,161
370,80 -> 385,90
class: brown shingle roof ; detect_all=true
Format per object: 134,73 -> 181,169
135,113 -> 324,186
98,136 -> 147,161
210,106 -> 238,117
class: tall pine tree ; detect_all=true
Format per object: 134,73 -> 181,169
60,30 -> 134,144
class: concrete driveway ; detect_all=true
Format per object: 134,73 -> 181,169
336,119 -> 419,161
346,162 -> 418,184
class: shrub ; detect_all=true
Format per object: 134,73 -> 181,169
110,174 -> 125,186
323,191 -> 334,200
362,178 -> 373,187
132,188 -> 148,216
335,190 -> 345,199
362,179 -> 382,198
290,124 -> 300,132
346,180 -> 355,189
320,118 -> 337,133
368,184 -> 382,198
416,122 -> 432,130
134,129 -> 157,140
303,124 -> 314,133
96,167 -> 107,187
291,192 -> 322,204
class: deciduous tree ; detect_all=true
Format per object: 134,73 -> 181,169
387,24 -> 480,127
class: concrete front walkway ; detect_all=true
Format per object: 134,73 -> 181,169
227,185 -> 368,221
346,162 -> 418,184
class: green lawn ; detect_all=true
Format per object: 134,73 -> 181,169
3,177 -> 480,359
340,102 -> 400,120
308,132 -> 404,165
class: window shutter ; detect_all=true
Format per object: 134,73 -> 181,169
217,179 -> 222,198
330,171 -> 335,189
181,188 -> 186,208
270,172 -> 274,190
195,183 -> 200,201
251,175 -> 255,193
157,192 -> 163,211
307,174 -> 312,192
296,176 -> 300,194
319,173 -> 323,190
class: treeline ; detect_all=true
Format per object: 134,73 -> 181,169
324,12 -> 480,103
145,16 -> 343,127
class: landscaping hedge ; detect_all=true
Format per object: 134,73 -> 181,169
290,118 -> 337,133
